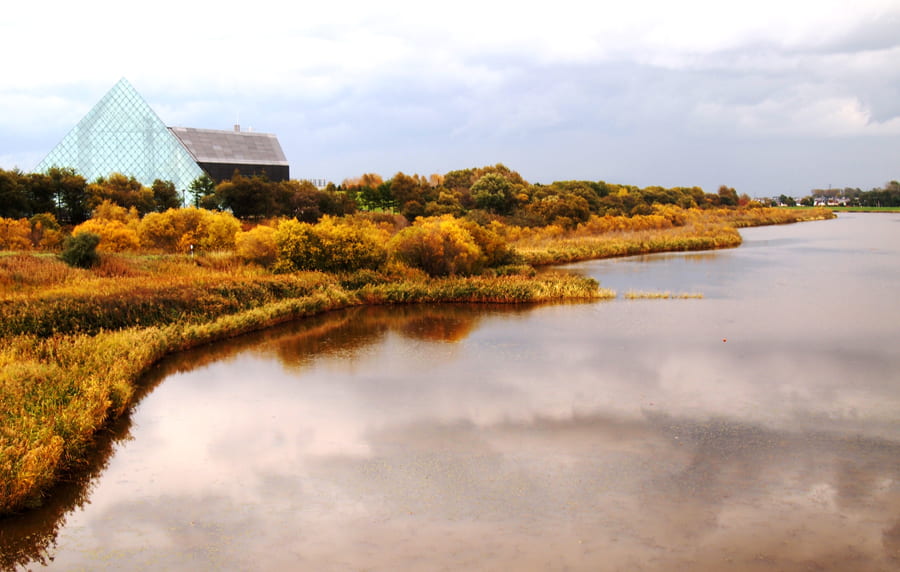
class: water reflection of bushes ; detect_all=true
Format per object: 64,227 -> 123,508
0,303 -> 541,569
264,304 -> 520,367
5,401 -> 899,570
150,304 -> 533,374
0,413 -> 134,571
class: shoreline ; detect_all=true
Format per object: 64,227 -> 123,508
0,207 -> 835,516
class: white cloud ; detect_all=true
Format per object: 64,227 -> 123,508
0,93 -> 87,134
694,87 -> 900,138
3,0 -> 899,186
6,0 -> 894,90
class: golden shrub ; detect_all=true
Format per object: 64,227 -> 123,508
275,216 -> 389,273
0,218 -> 32,250
236,225 -> 278,266
72,219 -> 140,252
388,215 -> 485,276
138,208 -> 241,253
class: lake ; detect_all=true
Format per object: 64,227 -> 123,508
3,213 -> 899,571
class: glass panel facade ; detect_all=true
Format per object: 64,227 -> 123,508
35,78 -> 204,191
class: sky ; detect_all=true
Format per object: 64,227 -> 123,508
2,0 -> 899,197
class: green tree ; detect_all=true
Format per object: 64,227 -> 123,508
424,190 -> 466,217
778,194 -> 796,207
215,173 -> 276,219
442,168 -> 477,191
376,181 -> 396,211
0,168 -> 29,218
151,179 -> 182,212
717,185 -> 739,207
471,173 -> 515,215
188,174 -> 217,208
87,173 -> 155,215
528,193 -> 592,228
50,167 -> 90,225
60,232 -> 101,268
25,173 -> 58,216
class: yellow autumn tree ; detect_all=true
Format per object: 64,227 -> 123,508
29,213 -> 65,250
235,224 -> 278,266
0,218 -> 32,250
71,200 -> 142,252
388,215 -> 486,276
92,200 -> 140,225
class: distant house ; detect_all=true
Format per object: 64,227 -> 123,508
814,197 -> 849,206
35,78 -> 289,190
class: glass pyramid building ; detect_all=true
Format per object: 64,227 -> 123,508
35,78 -> 205,190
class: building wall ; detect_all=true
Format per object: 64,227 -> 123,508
200,163 -> 290,183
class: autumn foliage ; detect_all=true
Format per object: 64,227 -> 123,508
0,161 -> 843,522
274,215 -> 390,273
138,207 -> 241,253
388,215 -> 515,276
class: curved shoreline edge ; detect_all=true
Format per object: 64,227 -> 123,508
0,209 -> 836,516
0,275 -> 608,516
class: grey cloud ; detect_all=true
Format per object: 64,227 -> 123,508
802,10 -> 900,54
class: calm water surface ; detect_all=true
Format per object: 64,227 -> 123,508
3,213 -> 900,571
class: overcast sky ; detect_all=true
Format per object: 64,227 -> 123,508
2,0 -> 898,196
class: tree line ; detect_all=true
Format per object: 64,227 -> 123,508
797,182 -> 900,207
335,166 -> 755,227
1,163 -> 819,233
0,168 -> 354,225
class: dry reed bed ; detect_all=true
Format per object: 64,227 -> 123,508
624,291 -> 704,299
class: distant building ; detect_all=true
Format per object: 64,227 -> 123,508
35,78 -> 289,190
170,126 -> 289,183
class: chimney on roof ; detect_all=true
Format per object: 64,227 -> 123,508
234,124 -> 241,133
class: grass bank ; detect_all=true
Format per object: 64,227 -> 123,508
509,207 -> 834,266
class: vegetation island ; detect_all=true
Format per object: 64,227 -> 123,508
0,162 -> 840,515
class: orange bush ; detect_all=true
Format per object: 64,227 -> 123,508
0,218 -> 32,250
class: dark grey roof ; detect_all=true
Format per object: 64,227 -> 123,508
169,126 -> 289,166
